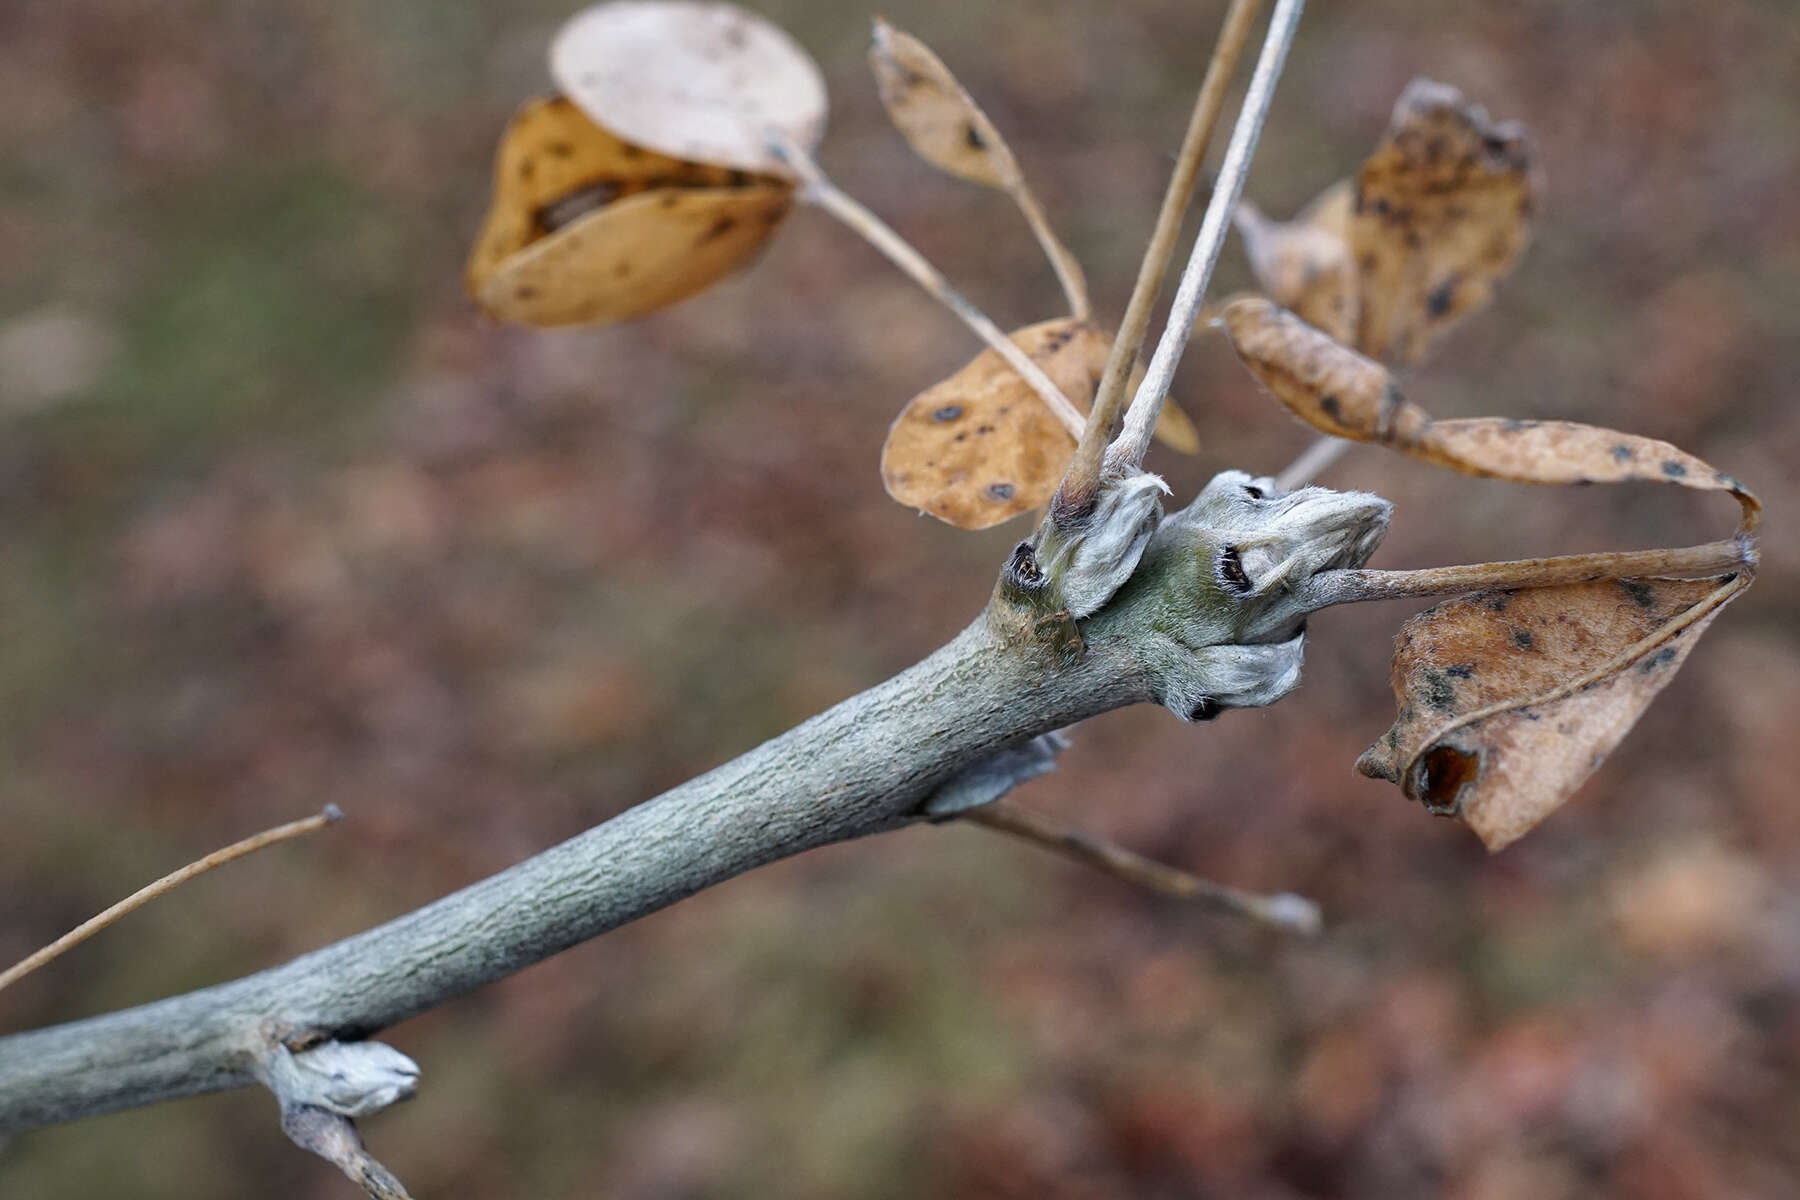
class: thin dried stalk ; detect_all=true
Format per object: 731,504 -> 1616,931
0,806 -> 343,995
1057,0 -> 1267,515
1297,540 -> 1754,612
1110,0 -> 1306,470
782,144 -> 1085,438
1275,434 -> 1350,491
965,801 -> 1320,935
1011,182 -> 1091,320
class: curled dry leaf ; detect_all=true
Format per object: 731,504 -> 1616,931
882,318 -> 1196,529
465,96 -> 792,326
551,0 -> 828,178
1220,298 -> 1761,532
868,17 -> 1019,190
1357,575 -> 1746,850
1233,180 -> 1358,344
1232,79 -> 1536,367
1350,78 -> 1538,367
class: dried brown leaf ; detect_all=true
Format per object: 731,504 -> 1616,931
1349,78 -> 1538,367
882,319 -> 1195,529
465,95 -> 791,325
1357,575 -> 1745,850
551,0 -> 828,178
1234,180 -> 1358,344
867,18 -> 1019,190
1220,298 -> 1761,531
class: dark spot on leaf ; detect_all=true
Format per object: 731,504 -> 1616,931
1661,459 -> 1687,477
1319,394 -> 1342,421
519,161 -> 536,182
515,285 -> 537,300
1500,418 -> 1538,432
1425,277 -> 1458,317
1619,579 -> 1657,609
1412,744 -> 1479,815
977,424 -> 995,434
1421,670 -> 1458,711
1512,628 -> 1535,650
1486,590 -> 1513,612
1639,646 -> 1679,673
1612,443 -> 1636,462
964,124 -> 986,151
661,193 -> 680,208
1445,663 -> 1475,679
987,482 -> 1016,502
932,405 -> 963,422
614,261 -> 631,278
953,432 -> 966,442
699,215 -> 739,243
619,142 -> 642,158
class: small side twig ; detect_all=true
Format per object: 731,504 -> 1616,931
281,1106 -> 414,1200
1297,539 -> 1754,612
1058,0 -> 1267,515
0,805 -> 344,995
964,801 -> 1321,935
779,142 -> 1086,438
1110,0 -> 1306,472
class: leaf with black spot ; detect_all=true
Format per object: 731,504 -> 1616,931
1357,575 -> 1745,850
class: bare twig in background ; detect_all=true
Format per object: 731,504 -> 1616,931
965,802 -> 1320,935
0,806 -> 344,996
1109,0 -> 1306,471
1275,434 -> 1351,491
780,143 -> 1086,437
1057,0 -> 1267,515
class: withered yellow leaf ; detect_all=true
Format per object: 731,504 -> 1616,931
476,184 -> 791,327
883,319 -> 1197,529
1350,78 -> 1538,367
1357,576 -> 1745,850
1234,180 -> 1358,344
883,318 -> 1104,529
1221,297 -> 1761,532
551,0 -> 827,178
867,18 -> 1019,190
465,96 -> 792,326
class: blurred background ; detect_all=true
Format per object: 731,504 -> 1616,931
2,1 -> 1797,1196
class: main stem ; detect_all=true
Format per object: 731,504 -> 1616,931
0,616 -> 1152,1133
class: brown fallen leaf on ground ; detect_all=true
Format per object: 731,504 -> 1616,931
1233,180 -> 1358,344
1232,78 -> 1536,367
882,318 -> 1196,529
1357,575 -> 1746,850
465,95 -> 792,326
550,0 -> 828,178
1220,298 -> 1760,532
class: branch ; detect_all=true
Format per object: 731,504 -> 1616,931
0,516 -> 1274,1133
1110,0 -> 1306,470
1059,0 -> 1267,513
964,802 -> 1320,935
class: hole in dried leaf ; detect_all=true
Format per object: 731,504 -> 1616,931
932,405 -> 963,422
1412,744 -> 1480,815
